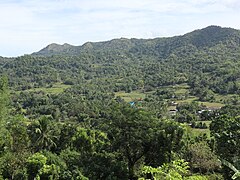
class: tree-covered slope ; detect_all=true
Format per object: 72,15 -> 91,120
1,26 -> 240,179
32,25 -> 240,58
1,25 -> 240,96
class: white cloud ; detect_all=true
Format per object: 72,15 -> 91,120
0,0 -> 240,56
220,0 -> 240,8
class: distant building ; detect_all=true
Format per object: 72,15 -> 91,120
169,109 -> 177,116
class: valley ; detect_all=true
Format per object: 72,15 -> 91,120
0,26 -> 240,179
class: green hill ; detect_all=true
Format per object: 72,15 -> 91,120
1,25 -> 240,97
0,25 -> 240,180
32,25 -> 240,58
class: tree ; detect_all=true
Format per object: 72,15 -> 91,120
26,153 -> 47,180
187,141 -> 220,173
7,115 -> 29,153
0,76 -> 11,153
100,103 -> 184,180
210,115 -> 240,179
210,115 -> 240,160
28,116 -> 58,152
0,76 -> 9,120
140,159 -> 189,180
221,159 -> 240,180
72,127 -> 108,154
0,151 -> 28,179
26,152 -> 70,180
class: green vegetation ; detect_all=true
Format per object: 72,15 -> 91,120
115,91 -> 145,102
21,83 -> 71,94
0,26 -> 239,179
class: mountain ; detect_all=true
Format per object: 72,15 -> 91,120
1,25 -> 240,180
32,43 -> 77,56
2,25 -> 240,96
181,25 -> 240,47
32,25 -> 240,57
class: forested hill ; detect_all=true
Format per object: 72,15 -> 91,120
1,26 -> 240,179
1,25 -> 240,97
32,25 -> 240,57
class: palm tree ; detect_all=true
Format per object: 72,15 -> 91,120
29,116 -> 57,152
222,159 -> 240,180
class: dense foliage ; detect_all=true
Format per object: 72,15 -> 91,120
0,26 -> 239,179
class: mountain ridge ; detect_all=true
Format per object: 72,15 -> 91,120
32,25 -> 240,57
2,25 -> 240,97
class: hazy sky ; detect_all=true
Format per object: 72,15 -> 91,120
0,0 -> 240,57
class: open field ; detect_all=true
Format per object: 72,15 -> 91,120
198,101 -> 224,108
176,96 -> 224,108
176,96 -> 198,103
18,83 -> 71,94
173,83 -> 190,94
198,120 -> 212,127
191,128 -> 211,138
115,91 -> 146,102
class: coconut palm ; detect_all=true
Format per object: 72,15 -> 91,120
28,116 -> 57,152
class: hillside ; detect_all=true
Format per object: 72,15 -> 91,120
32,43 -> 75,56
0,26 -> 239,96
1,25 -> 240,179
32,25 -> 240,58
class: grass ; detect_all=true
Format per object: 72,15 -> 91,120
215,93 -> 237,104
20,83 -> 71,94
176,96 -> 224,108
199,120 -> 212,127
115,91 -> 146,102
198,101 -> 224,108
155,83 -> 189,95
175,88 -> 188,94
190,120 -> 212,138
190,128 -> 211,138
168,106 -> 177,111
174,83 -> 190,94
165,83 -> 225,108
176,96 -> 198,103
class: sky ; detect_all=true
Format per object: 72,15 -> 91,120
0,0 -> 240,57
